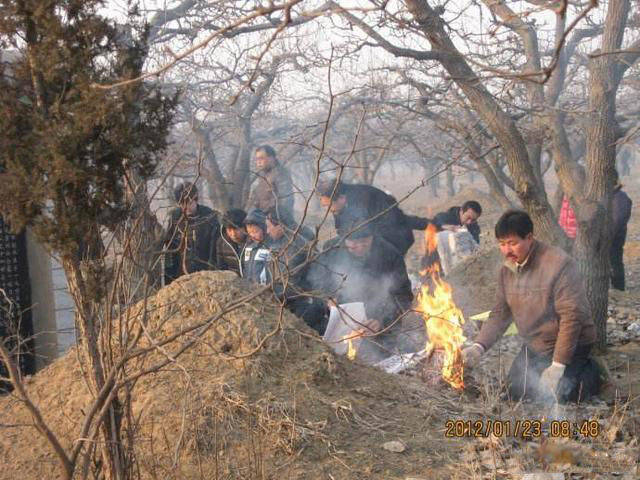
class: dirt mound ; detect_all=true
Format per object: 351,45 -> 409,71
447,246 -> 503,318
0,271 -> 468,480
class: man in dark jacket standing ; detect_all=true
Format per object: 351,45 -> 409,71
248,145 -> 295,217
308,221 -> 413,334
610,171 -> 632,291
215,208 -> 247,276
317,179 -> 433,256
164,183 -> 220,285
462,210 -> 600,403
433,200 -> 482,243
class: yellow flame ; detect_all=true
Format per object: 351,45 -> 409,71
418,225 -> 466,389
342,329 -> 365,361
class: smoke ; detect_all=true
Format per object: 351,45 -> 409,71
306,242 -> 402,329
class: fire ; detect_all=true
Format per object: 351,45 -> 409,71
418,224 -> 466,390
342,329 -> 365,361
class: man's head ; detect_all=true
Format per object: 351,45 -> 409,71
460,200 -> 482,225
222,209 -> 247,244
265,207 -> 294,241
244,208 -> 267,243
494,210 -> 534,264
174,182 -> 198,216
317,179 -> 347,214
344,223 -> 374,258
255,145 -> 277,172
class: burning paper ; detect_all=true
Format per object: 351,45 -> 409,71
323,302 -> 385,364
418,224 -> 467,390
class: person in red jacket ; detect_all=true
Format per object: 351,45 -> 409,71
558,195 -> 577,240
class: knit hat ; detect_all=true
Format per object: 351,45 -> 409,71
244,208 -> 267,231
222,209 -> 247,229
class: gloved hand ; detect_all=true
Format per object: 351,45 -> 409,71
461,343 -> 485,368
539,362 -> 566,397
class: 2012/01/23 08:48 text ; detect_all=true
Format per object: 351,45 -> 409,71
444,419 -> 600,438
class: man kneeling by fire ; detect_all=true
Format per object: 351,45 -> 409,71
462,210 -> 602,403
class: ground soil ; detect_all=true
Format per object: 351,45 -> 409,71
1,183 -> 639,479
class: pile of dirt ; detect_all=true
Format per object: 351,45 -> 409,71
447,246 -> 503,318
0,271 -> 472,480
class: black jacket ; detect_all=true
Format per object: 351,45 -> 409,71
333,184 -> 424,255
215,230 -> 246,276
164,205 -> 219,284
308,237 -> 413,328
433,206 -> 480,243
267,232 -> 315,298
612,188 -> 632,240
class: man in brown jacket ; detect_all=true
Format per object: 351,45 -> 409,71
248,145 -> 294,217
462,210 -> 601,403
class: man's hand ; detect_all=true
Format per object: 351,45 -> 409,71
539,362 -> 566,396
442,224 -> 459,232
461,343 -> 484,367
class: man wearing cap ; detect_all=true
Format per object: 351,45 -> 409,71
461,210 -> 600,403
215,208 -> 248,276
164,182 -> 220,285
317,179 -> 433,256
248,145 -> 294,217
308,219 -> 413,335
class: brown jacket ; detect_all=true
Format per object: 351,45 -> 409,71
248,163 -> 294,214
475,240 -> 596,364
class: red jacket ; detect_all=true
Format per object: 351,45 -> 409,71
558,196 -> 577,239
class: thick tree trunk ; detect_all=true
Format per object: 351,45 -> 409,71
191,124 -> 231,211
574,0 -> 631,350
233,119 -> 254,208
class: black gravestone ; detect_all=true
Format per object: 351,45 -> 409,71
0,217 -> 35,392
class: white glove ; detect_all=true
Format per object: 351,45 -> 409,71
539,362 -> 566,396
461,343 -> 485,368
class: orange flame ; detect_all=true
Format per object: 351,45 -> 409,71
342,329 -> 365,361
418,225 -> 466,389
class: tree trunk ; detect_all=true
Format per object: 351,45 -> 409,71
191,124 -> 231,211
63,257 -> 124,480
446,167 -> 455,197
574,0 -> 631,351
233,119 -> 254,208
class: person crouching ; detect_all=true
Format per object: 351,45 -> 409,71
462,210 -> 601,403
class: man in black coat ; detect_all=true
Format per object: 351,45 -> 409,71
611,171 -> 633,291
164,182 -> 220,285
308,222 -> 413,334
265,208 -> 327,334
433,200 -> 483,243
215,208 -> 247,276
317,179 -> 433,256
